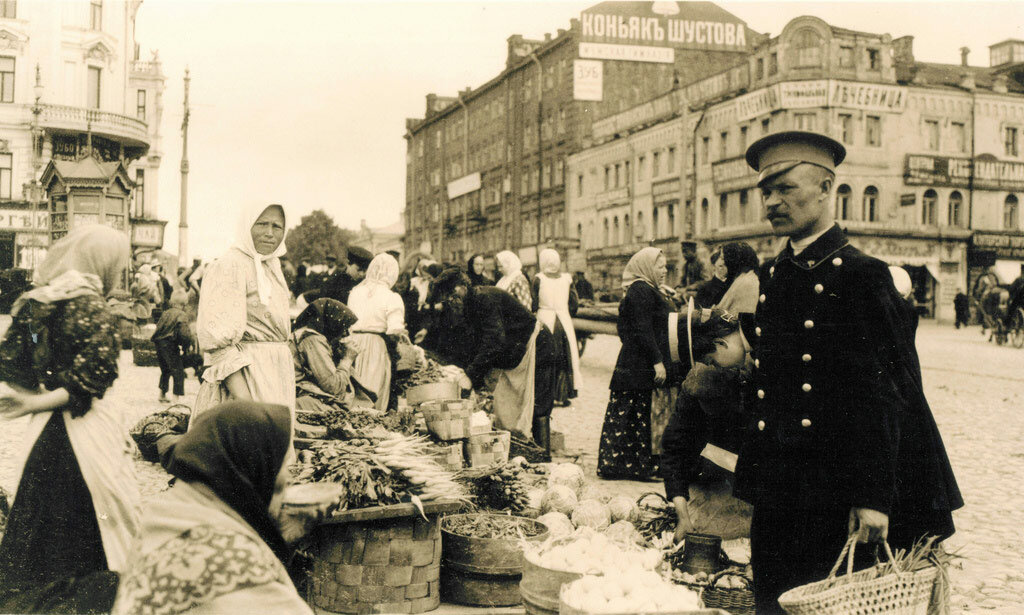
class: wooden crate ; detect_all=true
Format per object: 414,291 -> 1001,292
464,430 -> 511,467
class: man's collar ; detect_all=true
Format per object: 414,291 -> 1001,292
775,224 -> 847,267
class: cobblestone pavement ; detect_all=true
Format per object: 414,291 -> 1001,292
0,317 -> 1021,611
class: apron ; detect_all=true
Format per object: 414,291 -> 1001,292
492,321 -> 542,436
535,274 -> 583,388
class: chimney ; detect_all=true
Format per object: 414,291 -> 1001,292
892,36 -> 915,66
993,74 -> 1009,94
544,32 -> 551,42
557,28 -> 566,37
960,71 -> 976,90
960,47 -> 970,67
425,93 -> 437,116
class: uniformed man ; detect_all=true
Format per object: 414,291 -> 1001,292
735,131 -> 963,613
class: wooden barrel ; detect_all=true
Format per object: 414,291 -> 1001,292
519,551 -> 587,615
440,514 -> 547,607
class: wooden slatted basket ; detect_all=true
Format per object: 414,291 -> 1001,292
464,430 -> 511,467
420,399 -> 474,441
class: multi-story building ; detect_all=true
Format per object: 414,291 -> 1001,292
0,0 -> 164,269
403,2 -> 758,269
567,13 -> 1024,321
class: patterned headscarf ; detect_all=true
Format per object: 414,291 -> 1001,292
539,249 -> 561,277
292,298 -> 357,340
495,250 -> 523,291
14,224 -> 130,315
163,401 -> 292,565
358,253 -> 400,299
621,247 -> 664,291
233,203 -> 287,306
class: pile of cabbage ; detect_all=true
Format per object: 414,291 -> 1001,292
529,463 -> 642,545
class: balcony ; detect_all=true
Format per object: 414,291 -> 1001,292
40,104 -> 150,152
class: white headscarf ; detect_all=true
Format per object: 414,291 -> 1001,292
233,202 -> 287,306
539,249 -> 561,277
358,253 -> 400,299
495,250 -> 523,291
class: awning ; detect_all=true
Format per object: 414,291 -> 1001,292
924,263 -> 941,282
994,259 -> 1024,285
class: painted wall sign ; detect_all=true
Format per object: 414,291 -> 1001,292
580,2 -> 750,52
579,42 -> 674,64
447,172 -> 482,199
905,155 -> 1024,191
573,59 -> 604,101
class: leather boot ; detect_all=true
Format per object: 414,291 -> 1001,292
532,416 -> 552,462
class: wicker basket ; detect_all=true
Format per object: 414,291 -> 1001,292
700,570 -> 755,615
431,441 -> 465,471
420,400 -> 473,441
464,430 -> 511,467
406,381 -> 460,406
307,511 -> 443,614
778,537 -> 938,615
132,336 -> 159,367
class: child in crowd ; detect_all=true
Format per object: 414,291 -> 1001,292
152,290 -> 190,403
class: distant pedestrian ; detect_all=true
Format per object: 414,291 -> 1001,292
153,290 -> 191,403
532,249 -> 581,407
467,253 -> 493,286
574,271 -> 595,301
715,241 -> 761,315
495,250 -> 532,310
693,250 -> 728,308
348,254 -> 406,412
953,289 -> 970,328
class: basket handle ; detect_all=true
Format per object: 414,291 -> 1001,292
826,534 -> 903,585
636,492 -> 669,508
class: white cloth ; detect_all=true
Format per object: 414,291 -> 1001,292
348,333 -> 393,412
535,272 -> 583,389
7,382 -> 141,573
496,250 -> 524,291
717,270 -> 760,315
349,284 -> 406,335
233,203 -> 287,306
492,321 -> 542,435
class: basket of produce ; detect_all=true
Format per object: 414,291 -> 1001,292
431,442 -> 464,471
457,463 -> 532,515
406,381 -> 460,406
464,430 -> 511,467
420,399 -> 473,441
129,405 -> 191,463
131,335 -> 159,367
560,572 -> 711,614
440,513 -> 548,606
700,569 -> 755,615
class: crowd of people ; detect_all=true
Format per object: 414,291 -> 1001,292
0,130 -> 966,615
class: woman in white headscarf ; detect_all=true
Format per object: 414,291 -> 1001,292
530,249 -> 581,406
0,225 -> 139,613
495,250 -> 532,310
347,253 -> 406,411
194,203 -> 295,423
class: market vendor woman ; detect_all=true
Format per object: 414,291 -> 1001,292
420,269 -> 556,457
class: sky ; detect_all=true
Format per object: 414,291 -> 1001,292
133,0 -> 1024,261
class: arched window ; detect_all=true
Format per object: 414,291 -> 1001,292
719,193 -> 729,227
922,189 -> 937,225
701,198 -> 709,233
636,211 -> 644,241
613,216 -> 620,245
863,186 -> 879,222
1005,194 -> 1020,230
948,191 -> 963,227
836,184 -> 852,220
603,218 -> 609,247
577,223 -> 582,239
668,204 -> 676,237
652,208 -> 660,239
623,214 -> 631,244
790,28 -> 823,67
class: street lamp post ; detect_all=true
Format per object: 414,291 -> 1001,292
28,64 -> 45,271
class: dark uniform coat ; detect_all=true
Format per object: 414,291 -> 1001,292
733,224 -> 963,610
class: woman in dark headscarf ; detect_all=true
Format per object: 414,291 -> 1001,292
290,298 -> 371,412
113,401 -> 312,615
715,241 -> 760,315
466,253 -> 492,287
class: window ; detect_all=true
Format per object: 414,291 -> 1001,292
0,153 -> 9,199
603,219 -> 610,246
839,113 -> 853,144
701,198 -> 709,232
794,112 -> 816,131
90,0 -> 102,30
761,118 -> 770,135
701,137 -> 710,164
739,126 -> 748,152
866,116 -> 881,147
1005,194 -> 1020,230
867,48 -> 880,70
925,119 -> 940,150
863,186 -> 879,222
719,193 -> 728,226
604,166 -> 610,190
133,169 -> 145,217
0,57 -> 12,103
87,66 -> 101,109
951,122 -> 966,152
638,155 -> 646,179
719,131 -> 729,159
1,1 -> 16,18
791,28 -> 822,67
768,52 -> 778,76
613,216 -> 620,245
624,214 -> 631,242
836,184 -> 852,220
1005,126 -> 1019,157
434,131 -> 440,148
667,147 -> 676,172
623,160 -> 630,185
739,189 -> 748,222
668,204 -> 675,237
652,208 -> 660,239
921,189 -> 937,225
543,162 -> 552,189
839,46 -> 854,68
756,58 -> 764,80
577,174 -> 584,197
948,191 -> 963,227
653,151 -> 661,177
136,89 -> 146,120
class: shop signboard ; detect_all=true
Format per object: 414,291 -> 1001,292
734,86 -> 780,122
0,209 -> 49,230
779,80 -> 829,109
573,59 -> 604,101
712,156 -> 758,193
592,90 -> 682,140
733,80 -> 904,121
131,220 -> 166,249
900,193 -> 917,207
447,172 -> 481,200
579,42 -> 674,64
829,81 -> 907,113
580,2 -> 750,52
904,155 -> 1024,191
972,232 -> 1024,259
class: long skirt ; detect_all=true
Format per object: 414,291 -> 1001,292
597,390 -> 659,480
550,319 -> 577,405
349,333 -> 392,412
193,340 -> 295,423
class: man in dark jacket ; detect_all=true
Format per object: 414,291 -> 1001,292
573,272 -> 595,301
321,246 -> 373,304
423,269 -> 556,457
737,131 -> 963,613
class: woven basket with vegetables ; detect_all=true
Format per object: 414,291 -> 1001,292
700,569 -> 754,615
